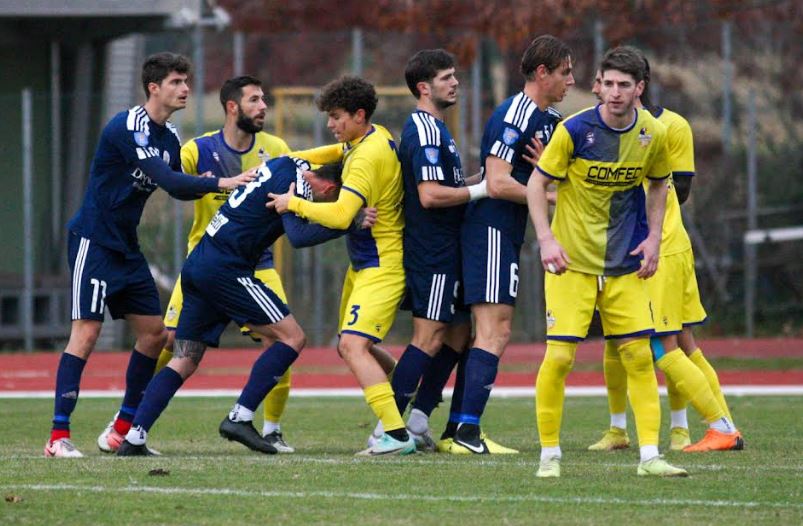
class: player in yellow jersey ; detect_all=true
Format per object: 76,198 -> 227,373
96,76 -> 296,453
270,76 -> 413,456
585,56 -> 742,454
528,47 -> 688,477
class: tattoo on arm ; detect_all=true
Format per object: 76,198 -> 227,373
173,339 -> 207,365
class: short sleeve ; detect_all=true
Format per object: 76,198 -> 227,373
486,116 -> 526,164
180,140 -> 199,175
536,123 -> 573,180
107,118 -> 160,165
667,117 -> 695,177
341,152 -> 374,205
646,127 -> 671,180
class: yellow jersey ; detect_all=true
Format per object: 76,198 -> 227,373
289,124 -> 404,270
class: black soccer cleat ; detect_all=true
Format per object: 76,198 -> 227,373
219,417 -> 278,454
452,422 -> 490,454
116,439 -> 159,457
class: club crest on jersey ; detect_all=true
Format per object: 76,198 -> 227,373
258,147 -> 270,162
546,310 -> 556,329
134,132 -> 149,147
502,127 -> 520,146
585,131 -> 595,145
425,147 -> 439,165
638,127 -> 652,147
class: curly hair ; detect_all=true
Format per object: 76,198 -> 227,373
316,76 -> 378,119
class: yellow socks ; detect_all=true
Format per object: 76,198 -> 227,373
689,348 -> 734,423
155,348 -> 173,373
618,339 -> 660,447
263,368 -> 291,423
603,339 -> 628,415
656,348 -> 725,424
535,341 -> 577,448
364,382 -> 405,433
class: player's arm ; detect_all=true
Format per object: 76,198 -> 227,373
281,207 -> 375,248
668,117 -> 696,205
485,156 -> 527,204
290,143 -> 343,165
632,132 -> 671,279
674,175 -> 693,205
412,141 -> 487,208
527,170 -> 569,274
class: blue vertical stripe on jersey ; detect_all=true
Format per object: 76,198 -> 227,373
604,185 -> 647,275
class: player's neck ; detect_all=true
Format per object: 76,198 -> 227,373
522,83 -> 554,110
223,122 -> 254,152
417,99 -> 445,122
142,99 -> 173,126
599,104 -> 637,130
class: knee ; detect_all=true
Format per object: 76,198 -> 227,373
285,330 -> 306,353
618,339 -> 653,373
337,338 -> 365,362
67,322 -> 102,358
164,330 -> 176,352
543,341 -> 576,376
138,327 -> 168,356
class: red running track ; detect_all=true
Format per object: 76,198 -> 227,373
1,338 -> 801,391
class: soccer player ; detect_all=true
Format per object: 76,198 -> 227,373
269,76 -> 414,456
366,49 -> 489,451
116,158 -> 371,455
97,75 -> 297,454
585,58 -> 742,453
528,46 -> 687,477
45,52 -> 255,457
450,35 -> 574,454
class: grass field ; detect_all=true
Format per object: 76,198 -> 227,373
1,396 -> 801,525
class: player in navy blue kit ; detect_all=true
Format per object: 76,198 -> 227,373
45,53 -> 255,458
117,157 -> 375,455
451,36 -> 575,454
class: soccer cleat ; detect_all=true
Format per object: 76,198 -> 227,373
683,428 -> 744,452
435,437 -> 455,453
536,456 -> 561,478
481,432 -> 519,454
669,427 -> 691,451
97,416 -> 125,453
116,439 -> 161,457
451,423 -> 489,455
409,428 -> 436,452
587,427 -> 630,451
263,431 -> 295,453
355,433 -> 416,456
219,417 -> 277,454
637,455 -> 689,477
44,438 -> 84,458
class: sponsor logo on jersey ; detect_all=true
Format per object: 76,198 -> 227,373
585,165 -> 642,187
212,151 -> 221,163
425,147 -> 440,165
585,131 -> 595,145
166,305 -> 177,322
502,127 -> 520,146
134,132 -> 149,147
638,127 -> 652,147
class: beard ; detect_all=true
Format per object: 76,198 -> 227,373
236,108 -> 263,134
434,97 -> 456,111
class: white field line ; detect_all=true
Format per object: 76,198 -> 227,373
1,385 -> 802,399
1,483 -> 801,510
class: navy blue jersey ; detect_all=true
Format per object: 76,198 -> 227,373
68,106 -> 218,255
196,156 -> 344,269
464,92 -> 562,244
399,110 -> 465,272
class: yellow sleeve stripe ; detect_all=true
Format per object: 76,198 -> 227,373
536,165 -> 565,180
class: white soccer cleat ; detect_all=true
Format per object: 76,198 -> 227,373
263,431 -> 295,453
356,433 -> 416,456
97,414 -> 125,453
44,438 -> 84,458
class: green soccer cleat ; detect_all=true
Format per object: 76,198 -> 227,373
481,433 -> 520,454
536,456 -> 561,478
355,433 -> 416,457
669,427 -> 691,451
587,427 -> 630,451
637,455 -> 689,477
435,437 -> 455,453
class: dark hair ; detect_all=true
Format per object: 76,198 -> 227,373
316,76 -> 378,120
404,49 -> 456,98
520,35 -> 573,80
639,55 -> 658,113
600,46 -> 646,84
312,163 -> 343,185
219,75 -> 263,110
141,52 -> 191,99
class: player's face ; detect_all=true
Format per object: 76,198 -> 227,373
600,69 -> 644,117
303,171 -> 339,202
152,71 -> 190,111
327,108 -> 366,143
236,85 -> 268,134
428,67 -> 458,109
591,70 -> 602,102
543,58 -> 575,103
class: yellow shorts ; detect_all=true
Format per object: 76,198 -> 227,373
338,265 -> 405,342
545,269 -> 653,341
164,268 -> 287,329
647,249 -> 707,335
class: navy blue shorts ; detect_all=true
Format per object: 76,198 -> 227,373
461,223 -> 522,306
68,233 -> 161,321
176,262 -> 290,348
401,269 -> 469,324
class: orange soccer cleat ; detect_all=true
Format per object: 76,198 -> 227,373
683,429 -> 744,452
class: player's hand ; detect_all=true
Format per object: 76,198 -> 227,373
354,207 -> 377,229
540,236 -> 570,275
266,182 -> 294,214
199,171 -> 214,178
218,167 -> 257,190
631,235 -> 660,279
522,136 -> 545,168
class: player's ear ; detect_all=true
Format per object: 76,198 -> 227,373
416,81 -> 429,99
354,108 -> 367,123
635,80 -> 645,97
535,64 -> 548,80
225,99 -> 239,115
147,81 -> 160,99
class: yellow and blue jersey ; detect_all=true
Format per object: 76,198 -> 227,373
537,105 -> 670,276
648,107 -> 694,256
181,130 -> 290,268
290,124 -> 404,270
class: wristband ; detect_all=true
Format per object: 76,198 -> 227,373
467,180 -> 488,201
